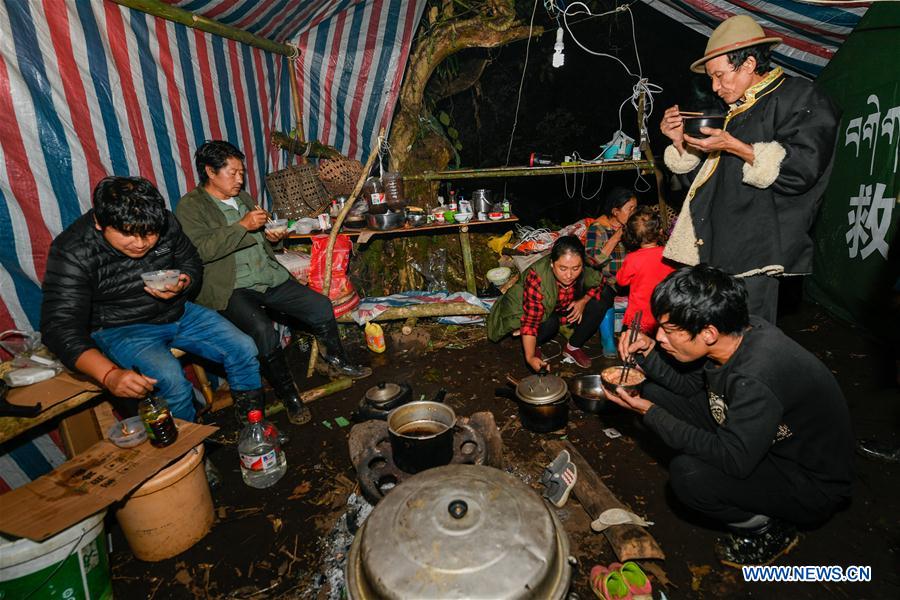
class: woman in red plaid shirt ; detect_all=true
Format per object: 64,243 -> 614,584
519,236 -> 606,369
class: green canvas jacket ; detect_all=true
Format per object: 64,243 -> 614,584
175,187 -> 283,310
486,255 -> 602,342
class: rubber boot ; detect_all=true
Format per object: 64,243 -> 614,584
312,320 -> 373,380
599,307 -> 618,358
231,388 -> 265,427
260,348 -> 311,426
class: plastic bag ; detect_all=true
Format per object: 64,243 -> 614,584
0,330 -> 64,382
411,248 -> 449,292
274,250 -> 312,285
308,234 -> 360,317
514,218 -> 594,254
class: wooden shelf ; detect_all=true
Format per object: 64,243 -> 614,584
402,160 -> 655,181
286,216 -> 518,241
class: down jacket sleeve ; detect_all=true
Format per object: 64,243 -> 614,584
40,235 -> 97,370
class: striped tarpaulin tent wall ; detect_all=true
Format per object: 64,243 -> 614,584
169,0 -> 364,44
640,0 -> 869,79
172,0 -> 429,160
293,0 -> 427,160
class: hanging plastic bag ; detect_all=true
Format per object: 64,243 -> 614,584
308,234 -> 360,317
410,248 -> 449,292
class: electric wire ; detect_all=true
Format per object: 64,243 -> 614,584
504,0 -> 541,169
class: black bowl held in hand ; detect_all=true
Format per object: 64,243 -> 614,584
683,115 -> 726,139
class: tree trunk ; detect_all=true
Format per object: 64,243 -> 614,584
389,1 -> 542,184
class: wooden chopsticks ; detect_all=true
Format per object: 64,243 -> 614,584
254,204 -> 275,224
678,111 -> 705,117
619,310 -> 643,385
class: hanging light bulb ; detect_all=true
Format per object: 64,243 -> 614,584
552,26 -> 565,68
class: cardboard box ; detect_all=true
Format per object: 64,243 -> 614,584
0,420 -> 216,541
6,371 -> 100,411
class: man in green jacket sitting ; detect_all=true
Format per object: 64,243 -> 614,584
175,141 -> 370,426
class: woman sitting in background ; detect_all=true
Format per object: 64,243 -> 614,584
585,186 -> 638,286
487,236 -> 605,370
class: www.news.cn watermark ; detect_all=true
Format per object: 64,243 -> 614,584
743,565 -> 872,583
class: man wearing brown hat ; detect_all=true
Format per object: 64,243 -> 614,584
660,15 -> 840,323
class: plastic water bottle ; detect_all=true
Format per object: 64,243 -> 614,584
239,409 -> 287,488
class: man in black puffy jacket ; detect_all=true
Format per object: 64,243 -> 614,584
40,176 -> 263,422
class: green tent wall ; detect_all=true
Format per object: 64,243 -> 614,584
807,4 -> 900,333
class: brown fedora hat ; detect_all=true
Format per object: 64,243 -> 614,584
690,15 -> 782,73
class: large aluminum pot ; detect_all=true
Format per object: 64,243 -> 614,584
387,401 -> 455,473
346,464 -> 573,599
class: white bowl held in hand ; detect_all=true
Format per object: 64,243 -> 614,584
141,269 -> 181,290
265,218 -> 289,235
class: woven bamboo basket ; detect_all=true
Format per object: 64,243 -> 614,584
317,157 -> 363,196
265,164 -> 329,220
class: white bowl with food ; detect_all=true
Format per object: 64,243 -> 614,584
264,218 -> 289,235
141,270 -> 181,290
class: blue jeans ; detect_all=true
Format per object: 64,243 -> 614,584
92,302 -> 260,421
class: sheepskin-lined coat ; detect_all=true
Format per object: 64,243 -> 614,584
663,68 -> 840,277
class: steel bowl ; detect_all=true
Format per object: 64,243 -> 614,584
683,115 -> 726,139
367,210 -> 405,230
569,374 -> 610,414
406,213 -> 428,227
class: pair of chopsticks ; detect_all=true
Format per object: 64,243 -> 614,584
619,310 -> 643,385
678,111 -> 705,117
254,204 -> 275,224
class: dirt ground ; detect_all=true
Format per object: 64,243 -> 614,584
109,295 -> 899,599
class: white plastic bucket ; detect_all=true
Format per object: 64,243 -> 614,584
0,510 -> 111,600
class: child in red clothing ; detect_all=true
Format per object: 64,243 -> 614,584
616,206 -> 675,333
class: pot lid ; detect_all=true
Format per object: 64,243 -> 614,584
516,374 -> 568,405
346,464 -> 571,600
365,382 -> 403,405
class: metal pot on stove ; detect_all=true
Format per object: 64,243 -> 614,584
387,400 -> 455,473
497,373 -> 570,432
345,464 -> 573,599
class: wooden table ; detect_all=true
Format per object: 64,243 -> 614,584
288,216 -> 518,295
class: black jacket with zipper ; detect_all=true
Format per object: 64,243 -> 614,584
40,210 -> 202,370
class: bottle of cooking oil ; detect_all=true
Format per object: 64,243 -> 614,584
365,321 -> 386,353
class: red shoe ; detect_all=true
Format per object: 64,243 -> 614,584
562,345 -> 591,368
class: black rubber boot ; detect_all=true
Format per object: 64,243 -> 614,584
231,388 -> 265,427
260,348 -> 311,426
312,320 -> 373,380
